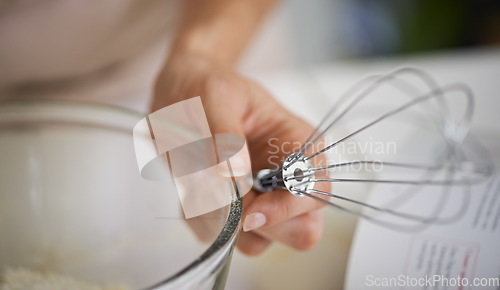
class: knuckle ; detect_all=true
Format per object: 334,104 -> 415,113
281,198 -> 293,220
205,74 -> 226,88
292,215 -> 324,251
274,194 -> 294,223
295,230 -> 321,251
204,74 -> 238,94
237,242 -> 267,257
263,193 -> 292,225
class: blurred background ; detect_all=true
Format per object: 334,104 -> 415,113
240,0 -> 500,70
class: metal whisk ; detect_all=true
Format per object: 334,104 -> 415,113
254,68 -> 493,230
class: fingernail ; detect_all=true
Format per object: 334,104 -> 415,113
229,155 -> 247,177
216,155 -> 247,178
243,212 -> 266,232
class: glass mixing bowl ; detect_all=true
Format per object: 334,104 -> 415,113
0,100 -> 242,290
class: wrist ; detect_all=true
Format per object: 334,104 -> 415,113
168,0 -> 277,68
169,28 -> 235,67
162,50 -> 234,78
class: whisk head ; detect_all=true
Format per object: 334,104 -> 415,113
254,67 -> 494,230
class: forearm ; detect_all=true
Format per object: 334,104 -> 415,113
169,0 -> 277,66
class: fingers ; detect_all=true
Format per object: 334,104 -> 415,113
242,190 -> 326,231
153,63 -> 329,254
256,209 -> 324,251
202,75 -> 255,180
239,86 -> 329,253
202,74 -> 249,136
237,210 -> 324,255
236,231 -> 271,256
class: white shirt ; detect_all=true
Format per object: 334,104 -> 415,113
0,0 -> 180,112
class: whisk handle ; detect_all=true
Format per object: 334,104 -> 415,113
253,169 -> 285,192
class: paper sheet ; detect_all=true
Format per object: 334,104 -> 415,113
346,174 -> 500,289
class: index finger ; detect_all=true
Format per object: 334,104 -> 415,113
242,112 -> 330,232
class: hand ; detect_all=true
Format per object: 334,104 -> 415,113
152,53 -> 328,256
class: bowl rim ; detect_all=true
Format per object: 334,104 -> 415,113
0,99 -> 243,290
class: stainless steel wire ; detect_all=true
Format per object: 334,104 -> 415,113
254,67 -> 494,231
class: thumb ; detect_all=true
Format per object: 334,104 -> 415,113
201,76 -> 252,179
202,76 -> 248,136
